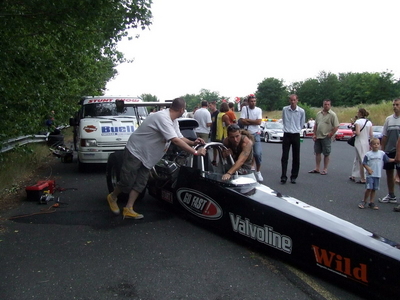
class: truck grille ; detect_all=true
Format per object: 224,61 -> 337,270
97,142 -> 127,148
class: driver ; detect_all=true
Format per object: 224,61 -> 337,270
221,124 -> 254,181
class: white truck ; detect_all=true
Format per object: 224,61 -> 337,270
70,96 -> 170,171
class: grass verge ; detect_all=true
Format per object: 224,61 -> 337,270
0,128 -> 73,212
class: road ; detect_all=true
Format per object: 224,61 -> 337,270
0,138 -> 398,300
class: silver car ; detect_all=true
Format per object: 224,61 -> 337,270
260,121 -> 284,143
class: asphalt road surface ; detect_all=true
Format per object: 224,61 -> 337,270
1,138 -> 398,300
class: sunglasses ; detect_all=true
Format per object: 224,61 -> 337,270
227,124 -> 241,132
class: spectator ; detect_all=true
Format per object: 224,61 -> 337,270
221,124 -> 254,181
280,94 -> 305,184
393,137 -> 400,212
194,101 -> 212,141
186,107 -> 198,118
45,111 -> 57,133
238,94 -> 263,182
349,108 -> 373,183
209,101 -> 219,142
359,138 -> 394,209
215,102 -> 232,142
226,102 -> 237,124
106,97 -> 206,220
379,98 -> 400,204
307,118 -> 315,129
238,99 -> 248,128
308,99 -> 339,175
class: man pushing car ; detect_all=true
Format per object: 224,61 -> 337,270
106,97 -> 206,220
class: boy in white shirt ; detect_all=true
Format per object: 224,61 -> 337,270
360,138 -> 394,209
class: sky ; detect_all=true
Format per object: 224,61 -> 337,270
105,0 -> 400,101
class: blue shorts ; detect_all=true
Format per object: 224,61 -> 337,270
365,177 -> 380,191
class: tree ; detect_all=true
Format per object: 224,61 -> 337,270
338,72 -> 399,106
182,93 -> 202,112
295,79 -> 321,107
140,94 -> 159,102
255,78 -> 288,111
316,71 -> 340,104
0,0 -> 153,140
199,89 -> 221,102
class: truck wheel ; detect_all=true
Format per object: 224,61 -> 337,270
78,158 -> 87,173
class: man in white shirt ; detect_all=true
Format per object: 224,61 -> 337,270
281,94 -> 305,184
194,101 -> 212,141
238,94 -> 263,182
106,98 -> 206,220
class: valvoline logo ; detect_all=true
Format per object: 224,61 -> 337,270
177,189 -> 222,220
83,125 -> 97,133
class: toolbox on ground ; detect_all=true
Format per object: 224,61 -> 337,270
25,180 -> 55,201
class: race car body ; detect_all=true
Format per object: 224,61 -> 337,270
106,119 -> 400,299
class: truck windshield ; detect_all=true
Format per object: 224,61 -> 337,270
83,103 -> 148,118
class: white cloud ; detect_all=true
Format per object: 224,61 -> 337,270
106,0 -> 400,100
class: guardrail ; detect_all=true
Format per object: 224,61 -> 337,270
0,125 -> 69,154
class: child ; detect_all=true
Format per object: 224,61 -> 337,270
359,138 -> 394,209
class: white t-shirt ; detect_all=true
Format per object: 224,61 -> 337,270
194,107 -> 212,134
240,106 -> 262,134
126,109 -> 183,169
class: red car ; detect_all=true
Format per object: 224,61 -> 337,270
335,123 -> 353,140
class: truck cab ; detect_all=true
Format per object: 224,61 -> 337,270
70,96 -> 161,171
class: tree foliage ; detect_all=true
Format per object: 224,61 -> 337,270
0,0 -> 152,141
140,93 -> 159,102
182,89 -> 222,112
255,78 -> 288,111
292,71 -> 400,108
254,71 -> 400,116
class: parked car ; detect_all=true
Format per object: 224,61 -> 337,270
301,127 -> 314,138
260,121 -> 284,143
372,125 -> 383,140
335,123 -> 353,140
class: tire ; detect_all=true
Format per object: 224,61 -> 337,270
106,151 -> 123,193
78,158 -> 87,173
106,151 -> 146,201
302,131 -> 306,138
264,133 -> 269,143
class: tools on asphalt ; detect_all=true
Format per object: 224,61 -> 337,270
25,180 -> 55,202
39,190 -> 60,204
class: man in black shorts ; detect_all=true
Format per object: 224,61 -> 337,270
379,98 -> 400,204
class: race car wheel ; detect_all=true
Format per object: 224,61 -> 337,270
264,133 -> 269,143
106,152 -> 123,193
106,151 -> 146,201
302,131 -> 306,138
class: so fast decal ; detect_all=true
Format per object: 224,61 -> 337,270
176,189 -> 222,220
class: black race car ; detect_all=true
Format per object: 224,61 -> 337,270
106,118 -> 400,299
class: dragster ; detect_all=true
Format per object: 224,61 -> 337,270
106,118 -> 400,299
